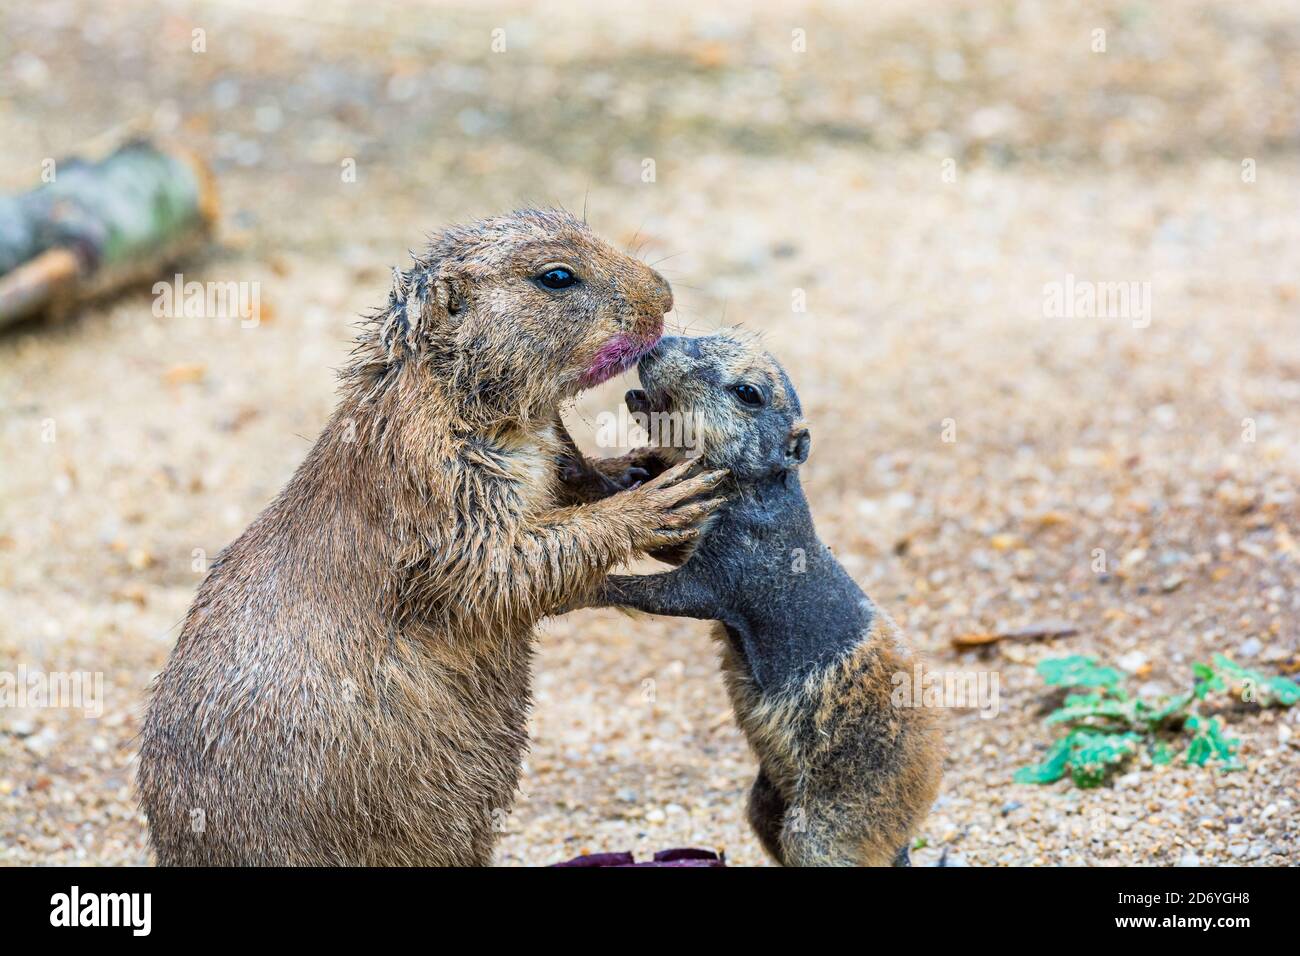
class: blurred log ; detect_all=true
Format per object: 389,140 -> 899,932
0,138 -> 217,328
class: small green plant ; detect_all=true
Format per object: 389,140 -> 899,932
1183,715 -> 1242,771
1015,653 -> 1297,788
1209,654 -> 1300,707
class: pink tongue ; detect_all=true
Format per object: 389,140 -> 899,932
582,332 -> 658,387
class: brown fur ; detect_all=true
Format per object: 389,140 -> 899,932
137,209 -> 723,865
590,330 -> 943,866
720,613 -> 944,867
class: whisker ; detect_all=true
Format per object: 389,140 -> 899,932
648,251 -> 687,268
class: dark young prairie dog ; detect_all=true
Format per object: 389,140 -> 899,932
137,209 -> 726,865
587,330 -> 943,866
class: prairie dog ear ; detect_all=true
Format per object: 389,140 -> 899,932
411,272 -> 473,340
413,275 -> 455,328
377,268 -> 467,358
442,277 -> 469,323
786,424 -> 810,464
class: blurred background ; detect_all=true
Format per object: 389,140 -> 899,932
1,0 -> 1297,865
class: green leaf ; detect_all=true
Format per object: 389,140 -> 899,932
1016,729 -> 1140,787
1046,694 -> 1133,726
1068,730 -> 1142,787
1014,734 -> 1074,785
1045,690 -> 1193,732
1142,691 -> 1193,728
1211,654 -> 1300,707
1038,656 -> 1123,691
1192,660 -> 1226,700
1149,740 -> 1175,765
1184,715 -> 1243,772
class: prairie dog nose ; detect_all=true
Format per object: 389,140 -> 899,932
653,335 -> 700,358
649,268 -> 674,314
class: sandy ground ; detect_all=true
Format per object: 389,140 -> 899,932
1,0 -> 1298,865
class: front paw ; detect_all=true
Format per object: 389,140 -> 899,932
556,458 -> 621,504
596,449 -> 671,490
623,460 -> 727,552
622,449 -> 671,482
609,465 -> 651,491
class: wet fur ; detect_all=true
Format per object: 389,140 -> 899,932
590,330 -> 944,866
137,209 -> 717,865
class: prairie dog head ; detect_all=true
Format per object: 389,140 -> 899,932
627,329 -> 809,482
354,208 -> 673,425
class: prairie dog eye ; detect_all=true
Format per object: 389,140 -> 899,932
536,266 -> 578,290
730,383 -> 765,407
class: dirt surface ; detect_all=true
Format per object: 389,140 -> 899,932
1,0 -> 1297,866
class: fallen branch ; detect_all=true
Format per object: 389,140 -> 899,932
951,619 -> 1080,650
0,138 -> 217,328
